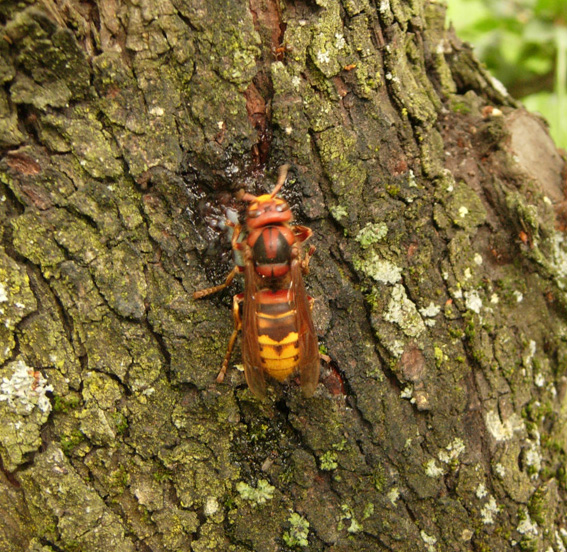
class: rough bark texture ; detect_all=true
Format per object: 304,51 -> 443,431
1,0 -> 567,551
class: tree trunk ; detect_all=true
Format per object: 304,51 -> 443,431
1,0 -> 566,550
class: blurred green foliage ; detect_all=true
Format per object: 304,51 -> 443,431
447,0 -> 567,148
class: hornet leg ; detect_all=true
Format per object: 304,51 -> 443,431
193,265 -> 240,300
216,293 -> 244,383
193,224 -> 243,300
301,245 -> 316,275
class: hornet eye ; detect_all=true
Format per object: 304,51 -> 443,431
275,203 -> 289,212
248,209 -> 260,217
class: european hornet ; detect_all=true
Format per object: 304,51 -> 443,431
193,165 -> 320,398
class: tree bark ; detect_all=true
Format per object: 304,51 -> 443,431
1,0 -> 566,551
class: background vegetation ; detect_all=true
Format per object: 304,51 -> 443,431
447,0 -> 567,149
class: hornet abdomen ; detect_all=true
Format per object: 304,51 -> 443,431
256,289 -> 300,381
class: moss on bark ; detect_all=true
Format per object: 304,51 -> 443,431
0,0 -> 566,551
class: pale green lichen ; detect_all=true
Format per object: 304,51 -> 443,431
0,360 -> 53,470
0,360 -> 52,414
517,509 -> 539,537
548,232 -> 567,289
348,517 -> 363,534
387,487 -> 400,505
330,205 -> 348,221
425,459 -> 444,478
421,530 -> 437,551
485,410 -> 525,442
203,496 -> 219,517
93,52 -> 188,176
356,222 -> 388,248
319,450 -> 338,471
354,252 -> 402,284
299,81 -> 339,132
505,191 -> 540,236
420,302 -> 441,326
236,479 -> 275,504
383,284 -> 426,337
362,503 -> 374,519
283,513 -> 310,548
524,436 -> 542,478
434,346 -> 446,367
382,338 -> 406,358
338,504 -> 363,534
438,438 -> 465,464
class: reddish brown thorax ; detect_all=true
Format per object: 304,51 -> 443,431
240,191 -> 295,281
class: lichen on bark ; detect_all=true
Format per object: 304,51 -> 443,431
1,0 -> 567,550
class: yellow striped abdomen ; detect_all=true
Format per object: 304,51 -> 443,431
256,290 -> 300,381
258,332 -> 300,381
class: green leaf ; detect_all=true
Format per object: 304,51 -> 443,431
523,54 -> 553,74
535,0 -> 567,20
523,91 -> 567,148
499,31 -> 526,65
446,0 -> 492,31
522,19 -> 556,44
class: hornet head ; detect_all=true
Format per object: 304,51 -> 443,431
240,165 -> 293,229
